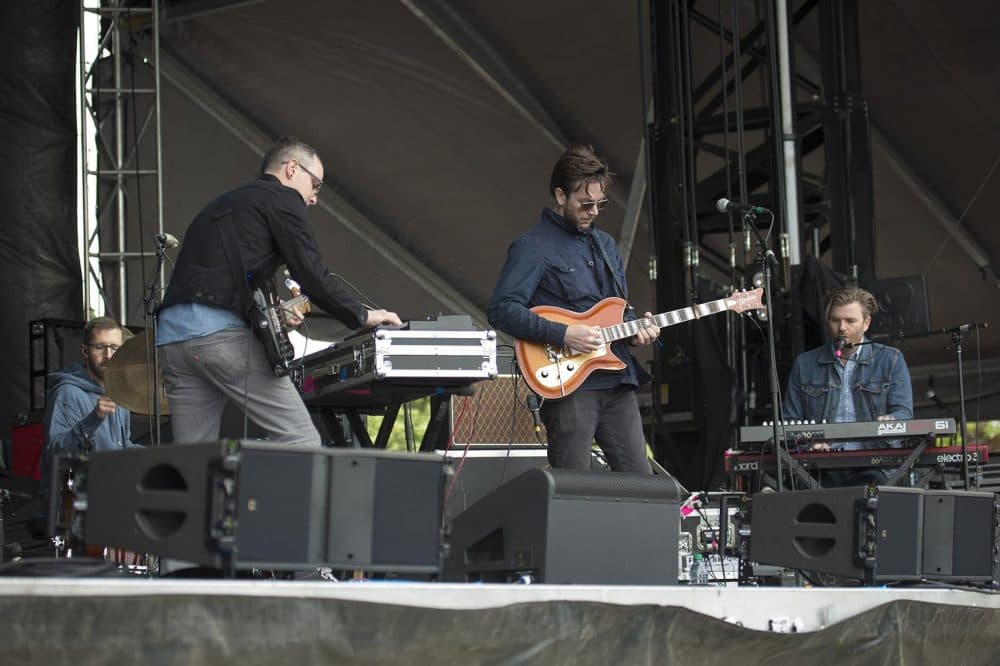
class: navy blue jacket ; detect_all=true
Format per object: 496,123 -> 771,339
488,208 -> 646,391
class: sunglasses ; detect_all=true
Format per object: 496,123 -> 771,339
578,198 -> 609,212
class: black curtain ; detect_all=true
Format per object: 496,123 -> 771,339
0,1 -> 81,436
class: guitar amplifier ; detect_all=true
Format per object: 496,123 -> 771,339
300,320 -> 498,408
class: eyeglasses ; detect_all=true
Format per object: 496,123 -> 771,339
578,198 -> 609,212
284,159 -> 324,192
87,343 -> 120,353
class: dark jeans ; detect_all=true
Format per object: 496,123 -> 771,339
539,385 -> 652,474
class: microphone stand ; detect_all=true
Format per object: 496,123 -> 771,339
952,328 -> 972,489
142,237 -> 170,446
745,210 -> 785,491
895,322 -> 988,490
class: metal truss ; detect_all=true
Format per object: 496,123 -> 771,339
643,0 -> 880,489
78,0 -> 163,325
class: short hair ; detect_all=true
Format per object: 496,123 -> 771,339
549,144 -> 613,198
260,136 -> 320,175
826,286 -> 879,319
83,316 -> 126,345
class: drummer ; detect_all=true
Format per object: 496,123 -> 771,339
40,316 -> 139,502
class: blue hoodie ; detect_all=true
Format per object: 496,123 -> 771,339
41,361 -> 135,498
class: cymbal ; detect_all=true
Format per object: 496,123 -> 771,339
104,328 -> 170,416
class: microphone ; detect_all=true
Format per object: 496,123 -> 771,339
946,322 -> 989,334
716,198 -> 767,215
526,393 -> 543,433
833,336 -> 847,358
155,232 -> 179,248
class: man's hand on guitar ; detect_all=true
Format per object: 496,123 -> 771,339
365,309 -> 403,328
564,324 -> 603,353
630,312 -> 659,347
282,302 -> 306,328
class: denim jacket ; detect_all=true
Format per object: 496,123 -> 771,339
784,341 -> 913,424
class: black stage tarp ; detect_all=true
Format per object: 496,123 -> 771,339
1,594 -> 998,665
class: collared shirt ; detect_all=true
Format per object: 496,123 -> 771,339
487,207 -> 646,391
157,302 -> 247,346
832,352 -> 861,450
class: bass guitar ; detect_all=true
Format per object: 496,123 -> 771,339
251,280 -> 310,377
515,289 -> 763,399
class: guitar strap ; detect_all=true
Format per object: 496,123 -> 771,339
589,232 -> 634,316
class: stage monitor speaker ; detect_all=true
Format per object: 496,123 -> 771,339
85,442 -> 448,572
439,446 -> 607,521
442,468 -> 684,585
922,490 -> 997,582
84,442 -> 224,567
751,486 -> 997,584
866,275 -> 930,339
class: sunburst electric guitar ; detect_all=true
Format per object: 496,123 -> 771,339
515,288 -> 763,400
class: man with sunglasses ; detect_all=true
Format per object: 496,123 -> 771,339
156,136 -> 401,446
41,317 -> 137,506
488,144 -> 659,474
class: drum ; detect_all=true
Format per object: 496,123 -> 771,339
55,457 -> 147,572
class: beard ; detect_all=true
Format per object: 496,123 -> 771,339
86,356 -> 107,382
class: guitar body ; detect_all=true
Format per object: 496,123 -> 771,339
514,288 -> 763,401
251,281 -> 309,377
515,298 -> 629,400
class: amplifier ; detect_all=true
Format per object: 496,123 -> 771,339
449,375 -> 545,445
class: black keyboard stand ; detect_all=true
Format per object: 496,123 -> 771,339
770,439 -> 821,490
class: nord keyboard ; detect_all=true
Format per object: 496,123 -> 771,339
739,418 -> 956,446
725,444 -> 987,475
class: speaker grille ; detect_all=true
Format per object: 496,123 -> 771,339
450,375 -> 545,444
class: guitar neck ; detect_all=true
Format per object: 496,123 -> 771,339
601,296 -> 733,343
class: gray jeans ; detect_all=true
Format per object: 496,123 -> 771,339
159,328 -> 320,446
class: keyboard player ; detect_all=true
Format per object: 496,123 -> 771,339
783,287 -> 913,486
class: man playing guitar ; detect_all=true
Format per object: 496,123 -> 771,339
487,144 -> 659,474
156,137 -> 401,446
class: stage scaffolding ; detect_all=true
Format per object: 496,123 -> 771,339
78,0 -> 163,325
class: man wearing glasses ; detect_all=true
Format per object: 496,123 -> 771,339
487,144 -> 659,473
41,317 -> 136,498
156,136 -> 401,446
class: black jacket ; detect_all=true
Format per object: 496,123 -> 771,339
161,174 -> 368,329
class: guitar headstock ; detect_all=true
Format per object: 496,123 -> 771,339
725,288 -> 764,313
